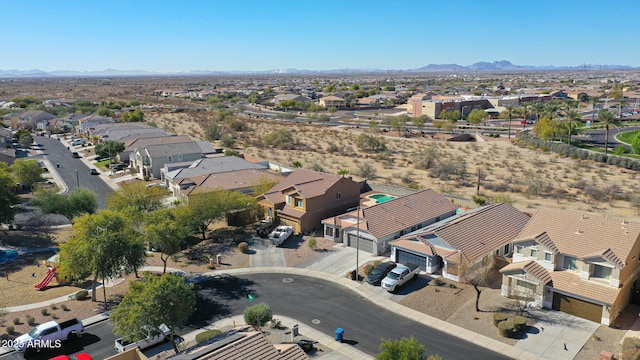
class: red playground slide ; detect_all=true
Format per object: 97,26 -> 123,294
35,267 -> 57,291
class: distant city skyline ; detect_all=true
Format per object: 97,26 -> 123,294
4,0 -> 640,72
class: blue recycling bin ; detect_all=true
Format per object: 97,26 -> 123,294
335,327 -> 344,342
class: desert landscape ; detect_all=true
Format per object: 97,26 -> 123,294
150,111 -> 640,220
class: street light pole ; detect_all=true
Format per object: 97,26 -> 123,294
356,205 -> 360,282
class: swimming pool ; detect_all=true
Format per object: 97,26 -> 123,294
368,194 -> 397,204
0,249 -> 18,264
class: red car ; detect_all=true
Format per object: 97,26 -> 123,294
49,354 -> 92,360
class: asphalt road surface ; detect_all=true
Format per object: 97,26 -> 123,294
35,135 -> 113,209
0,321 -> 117,360
187,273 -> 510,360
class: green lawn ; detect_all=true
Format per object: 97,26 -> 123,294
616,130 -> 639,144
94,159 -> 110,167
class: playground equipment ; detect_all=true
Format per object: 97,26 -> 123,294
35,266 -> 59,290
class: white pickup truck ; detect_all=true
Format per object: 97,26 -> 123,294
381,263 -> 420,293
14,318 -> 83,354
114,324 -> 171,353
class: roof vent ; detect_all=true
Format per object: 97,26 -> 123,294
582,214 -> 588,220
621,220 -> 629,225
575,229 -> 583,234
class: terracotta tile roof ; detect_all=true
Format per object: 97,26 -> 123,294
500,260 -> 553,284
262,169 -> 348,203
182,169 -> 283,195
516,207 -> 640,268
514,232 -> 559,253
551,270 -> 620,305
362,190 -> 458,240
580,248 -> 626,269
420,203 -> 530,263
124,134 -> 191,148
390,238 -> 437,255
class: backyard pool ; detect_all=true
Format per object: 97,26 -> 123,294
368,193 -> 397,204
0,249 -> 18,264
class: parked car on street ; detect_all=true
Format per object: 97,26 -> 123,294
89,168 -> 98,175
14,319 -> 84,354
268,225 -> 293,246
114,324 -> 170,353
366,261 -> 396,286
71,152 -> 81,158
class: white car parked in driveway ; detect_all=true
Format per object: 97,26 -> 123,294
268,225 -> 293,246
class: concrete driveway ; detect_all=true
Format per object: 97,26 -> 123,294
514,308 -> 600,359
249,237 -> 285,267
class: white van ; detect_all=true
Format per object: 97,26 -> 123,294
70,138 -> 87,146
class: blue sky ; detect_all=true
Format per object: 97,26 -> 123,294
4,0 -> 639,72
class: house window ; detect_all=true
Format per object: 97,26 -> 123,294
325,227 -> 334,237
516,279 -> 537,291
167,156 -> 173,162
530,248 -> 538,258
515,245 -> 523,254
544,252 -> 552,262
336,192 -> 341,199
178,154 -> 183,162
503,244 -> 509,254
564,256 -> 577,271
286,195 -> 293,205
592,265 -> 612,279
267,208 -> 273,218
295,198 -> 303,208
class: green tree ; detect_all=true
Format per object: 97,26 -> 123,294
112,273 -> 195,351
247,92 -> 261,104
0,167 -> 19,226
337,169 -> 349,177
631,132 -> 640,155
376,337 -> 425,360
412,115 -> 430,134
18,133 -> 33,149
563,108 -> 582,144
188,190 -> 256,239
10,159 -> 43,190
249,175 -> 279,196
500,105 -> 516,139
58,210 -> 145,305
530,101 -> 545,123
598,109 -> 620,156
263,129 -> 293,148
466,109 -> 486,128
144,209 -> 186,273
107,182 -> 165,212
357,133 -> 387,152
533,117 -> 562,141
95,141 -> 125,162
389,115 -> 407,136
119,109 -> 144,122
243,303 -> 273,331
96,107 -> 115,117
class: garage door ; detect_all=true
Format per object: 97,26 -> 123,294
347,234 -> 374,253
552,292 -> 602,323
278,218 -> 300,234
396,250 -> 427,271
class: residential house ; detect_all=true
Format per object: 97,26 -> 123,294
257,169 -> 360,234
132,141 -> 216,179
161,327 -> 309,360
390,203 -> 530,279
6,111 -> 56,130
178,169 -> 284,201
318,95 -> 346,109
0,127 -> 27,164
120,135 -> 192,163
500,207 -> 640,325
322,190 -> 458,256
162,156 -> 269,196
272,94 -> 311,105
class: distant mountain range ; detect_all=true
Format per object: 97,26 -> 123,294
0,61 -> 637,77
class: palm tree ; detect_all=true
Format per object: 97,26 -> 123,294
619,98 -> 628,120
504,105 -> 515,139
598,109 -> 620,156
519,102 -> 530,128
590,96 -> 600,123
563,108 -> 582,145
544,101 -> 562,121
531,101 -> 545,122
337,169 -> 349,177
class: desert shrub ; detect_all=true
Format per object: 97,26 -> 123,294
472,195 -> 486,206
492,313 -> 509,327
41,308 -> 49,316
429,156 -> 466,180
244,303 -> 273,331
12,318 -> 20,325
364,264 -> 374,275
0,334 -> 9,341
60,304 -> 69,311
512,316 -> 527,332
220,134 -> 235,147
326,144 -> 339,153
622,337 -> 640,360
270,317 -> 282,329
310,161 -> 324,172
448,283 -> 457,289
52,314 -> 59,319
238,242 -> 249,253
497,320 -> 515,337
373,260 -> 382,267
307,233 -> 317,250
75,290 -> 89,301
50,304 -> 57,310
26,316 -> 35,326
434,279 -> 446,286
357,163 -> 377,179
195,329 -> 222,344
356,133 -> 387,152
413,147 -> 439,170
6,326 -> 14,334
263,129 -> 293,148
613,145 -> 628,155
